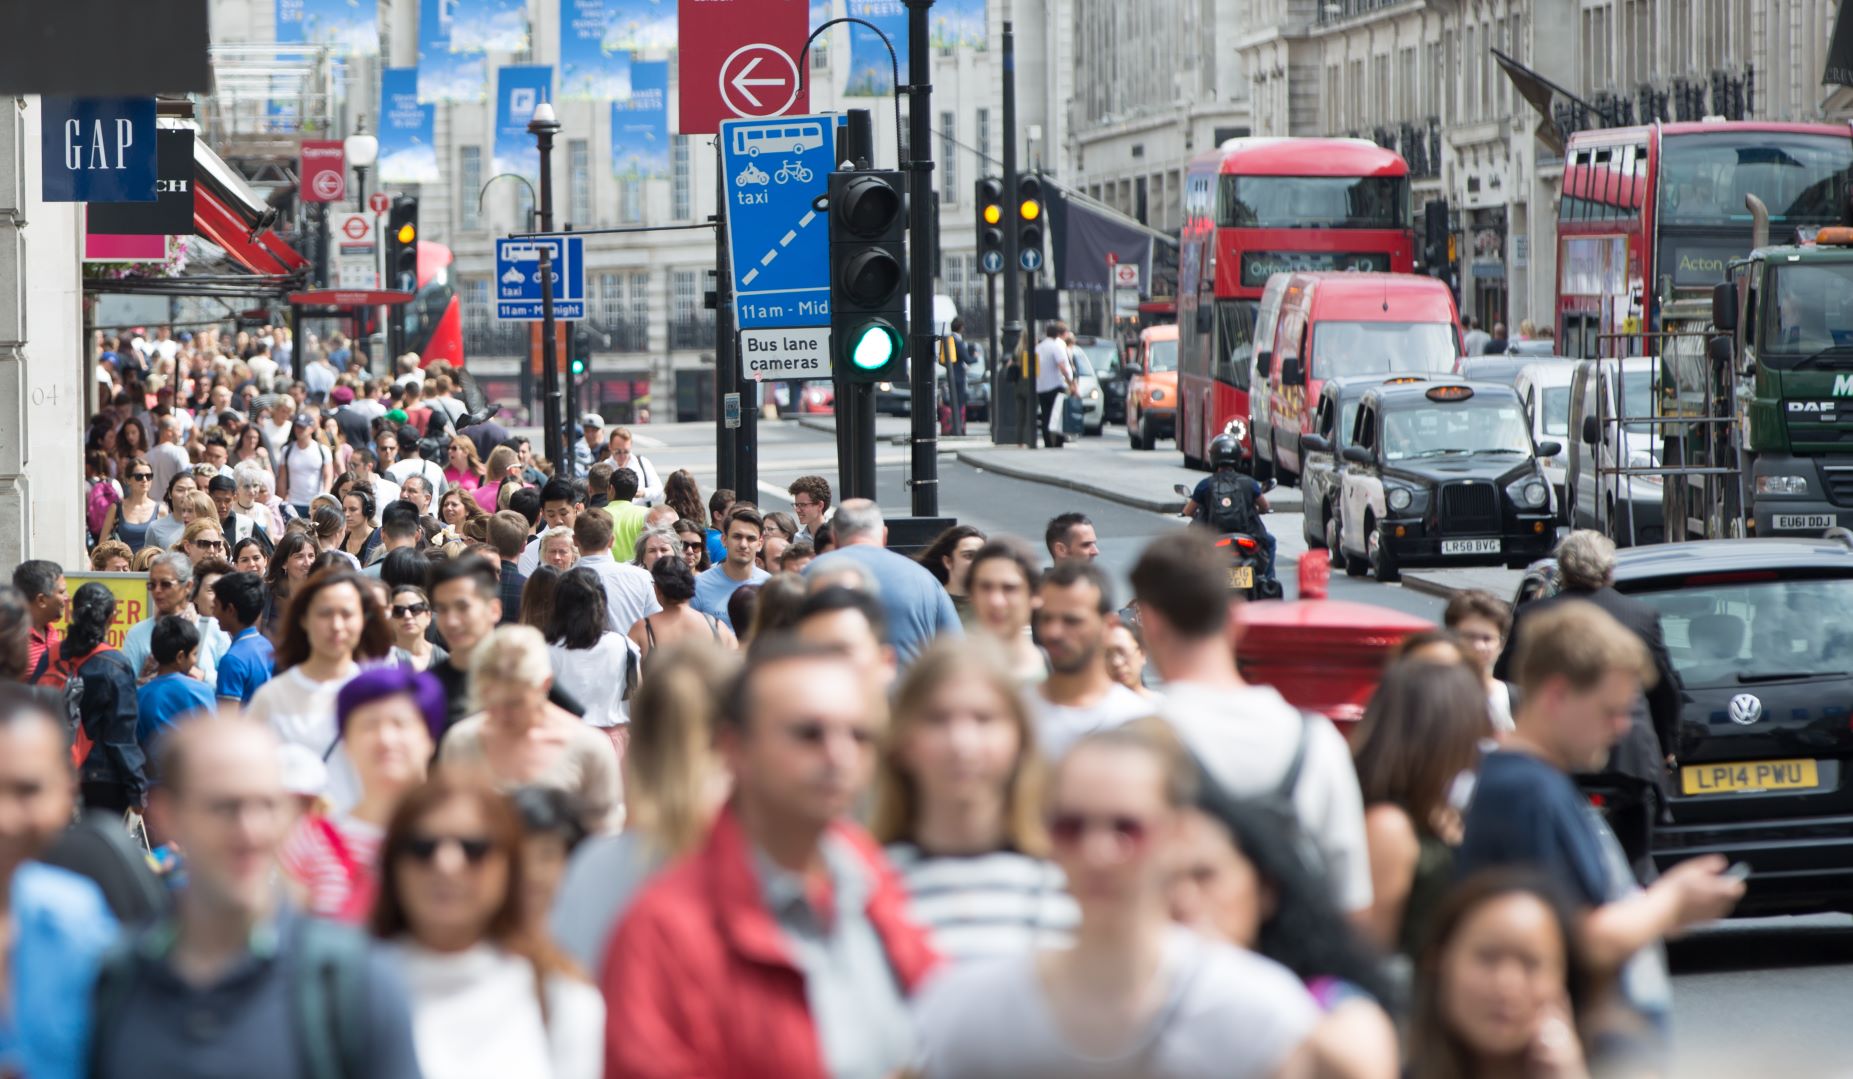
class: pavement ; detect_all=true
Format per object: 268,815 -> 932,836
1401,565 -> 1524,601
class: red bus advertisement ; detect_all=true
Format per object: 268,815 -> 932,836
1176,137 -> 1417,468
1555,121 -> 1853,359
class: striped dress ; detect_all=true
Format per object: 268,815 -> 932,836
885,843 -> 1080,965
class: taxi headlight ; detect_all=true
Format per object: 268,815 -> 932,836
1519,480 -> 1548,508
1087,388 -> 1100,400
877,382 -> 893,392
1387,486 -> 1414,512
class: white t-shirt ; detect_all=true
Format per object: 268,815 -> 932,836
1034,337 -> 1072,393
1028,682 -> 1157,760
386,942 -> 604,1079
1158,681 -> 1374,913
387,457 -> 448,499
245,663 -> 361,812
368,475 -> 403,523
280,439 -> 330,503
914,926 -> 1317,1079
578,554 -> 662,634
548,634 -> 640,729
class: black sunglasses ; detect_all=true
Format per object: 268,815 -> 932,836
391,603 -> 430,618
401,835 -> 494,865
129,472 -> 153,481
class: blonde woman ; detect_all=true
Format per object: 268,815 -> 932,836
550,642 -> 737,978
873,638 -> 1079,963
443,434 -> 486,495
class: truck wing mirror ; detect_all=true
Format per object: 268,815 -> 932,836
1281,356 -> 1305,386
1581,415 -> 1600,446
1537,439 -> 1563,458
1707,334 -> 1733,369
1712,281 -> 1738,332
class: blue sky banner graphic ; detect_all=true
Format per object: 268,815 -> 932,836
450,0 -> 528,53
931,0 -> 985,50
562,0 -> 633,101
606,0 -> 676,52
845,0 -> 906,96
494,65 -> 553,181
276,0 -> 378,54
610,59 -> 668,180
418,0 -> 486,102
380,67 -> 441,184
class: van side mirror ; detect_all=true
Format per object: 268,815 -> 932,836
1581,415 -> 1600,446
1281,356 -> 1305,386
1341,445 -> 1372,466
1256,350 -> 1273,378
1537,440 -> 1563,458
1712,281 -> 1738,332
1301,433 -> 1331,454
1708,334 -> 1734,369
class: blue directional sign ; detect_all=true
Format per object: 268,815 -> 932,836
721,115 -> 840,331
495,235 -> 585,320
1021,247 -> 1044,273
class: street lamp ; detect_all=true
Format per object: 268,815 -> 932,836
526,99 -> 565,469
344,117 -> 379,208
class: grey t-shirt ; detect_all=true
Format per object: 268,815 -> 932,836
914,927 -> 1317,1079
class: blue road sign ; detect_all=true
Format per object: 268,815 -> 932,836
721,115 -> 839,331
495,235 -> 586,320
980,249 -> 1004,275
1021,247 -> 1044,273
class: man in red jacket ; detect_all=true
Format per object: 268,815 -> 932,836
603,639 -> 936,1079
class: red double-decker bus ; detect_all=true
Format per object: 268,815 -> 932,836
403,240 -> 463,366
1555,121 -> 1853,359
1176,137 -> 1416,467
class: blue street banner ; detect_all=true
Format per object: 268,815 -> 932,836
494,65 -> 553,181
561,0 -> 632,101
611,60 -> 669,179
844,0 -> 906,97
606,0 -> 676,52
41,97 -> 157,202
380,68 -> 441,184
810,0 -> 830,33
931,0 -> 985,50
450,0 -> 528,53
418,0 -> 486,102
276,0 -> 378,54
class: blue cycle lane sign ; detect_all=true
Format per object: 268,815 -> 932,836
721,115 -> 839,381
494,235 -> 586,321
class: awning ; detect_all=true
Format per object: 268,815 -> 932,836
1047,188 -> 1158,295
1828,2 -> 1853,87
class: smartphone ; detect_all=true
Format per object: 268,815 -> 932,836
1724,861 -> 1752,882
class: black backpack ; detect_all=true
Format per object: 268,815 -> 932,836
1206,470 -> 1260,535
1193,712 -> 1329,883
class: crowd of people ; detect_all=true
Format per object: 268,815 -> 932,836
0,325 -> 1745,1078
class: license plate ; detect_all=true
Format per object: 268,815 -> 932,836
1681,759 -> 1821,795
1441,538 -> 1501,555
1227,565 -> 1254,590
1772,514 -> 1835,531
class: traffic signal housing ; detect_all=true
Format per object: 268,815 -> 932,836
1016,173 -> 1044,272
975,177 -> 1005,275
387,196 -> 419,291
1422,198 -> 1449,277
828,168 -> 907,384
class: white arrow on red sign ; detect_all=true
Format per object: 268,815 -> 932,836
718,44 -> 799,118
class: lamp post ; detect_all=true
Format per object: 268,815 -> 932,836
527,101 -> 564,470
344,118 -> 380,367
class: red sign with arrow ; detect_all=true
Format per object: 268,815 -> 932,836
678,0 -> 809,136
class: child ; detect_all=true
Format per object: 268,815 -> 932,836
135,616 -> 216,755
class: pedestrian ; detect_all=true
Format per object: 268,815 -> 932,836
518,564 -> 562,633
0,686 -> 120,1079
1352,659 -> 1490,960
786,474 -> 833,543
704,488 -> 734,565
473,445 -> 523,513
663,468 -> 707,536
443,434 -> 486,496
552,643 -> 737,978
1104,621 -> 1157,700
1044,511 -> 1100,562
428,556 -> 507,728
1446,588 -> 1517,732
437,486 -> 488,540
89,714 -> 424,1079
916,523 -> 986,625
389,584 -> 446,672
1485,321 -> 1510,355
338,485 -> 383,565
519,477 -> 585,575
386,424 -> 447,499
1131,531 -> 1374,915
793,585 -> 898,693
89,539 -> 133,573
146,416 -> 193,512
1167,786 -> 1400,1079
247,567 -> 394,813
693,503 -> 771,633
1406,872 -> 1593,1079
1032,321 -> 1076,448
672,517 -> 711,572
12,561 -> 68,675
760,510 -> 799,570
801,499 -> 961,663
1030,560 -> 1153,759
134,616 -> 217,754
602,640 -> 935,1079
212,570 -> 276,706
261,529 -> 318,636
631,525 -> 678,570
370,774 -> 604,1079
631,554 -> 733,666
606,467 -> 650,556
98,460 -> 159,553
607,426 -> 663,505
364,503 -> 422,579
145,475 -> 204,550
874,638 -> 1079,962
539,525 -> 580,571
1495,530 -> 1678,879
1458,601 -> 1743,1054
510,785 -> 588,941
914,720 -> 1319,1078
779,540 -> 816,575
1462,315 -> 1491,356
277,412 -> 334,517
572,507 -> 661,634
227,462 -> 280,549
438,625 -> 622,835
941,316 -> 971,435
545,566 -> 643,749
279,667 -> 443,922
574,413 -> 607,477
487,510 -> 529,624
38,583 -> 144,814
965,538 -> 1045,685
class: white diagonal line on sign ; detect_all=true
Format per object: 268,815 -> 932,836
742,268 -> 760,286
760,250 -> 778,266
799,210 -> 816,227
780,229 -> 798,246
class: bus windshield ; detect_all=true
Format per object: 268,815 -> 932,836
1312,321 -> 1459,379
1383,400 -> 1533,461
1146,339 -> 1177,372
1659,132 -> 1853,227
1219,175 -> 1407,229
1762,262 -> 1853,365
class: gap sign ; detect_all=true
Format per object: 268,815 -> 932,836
41,96 -> 157,202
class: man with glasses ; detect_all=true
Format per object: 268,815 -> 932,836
787,475 -> 832,544
607,427 -> 662,505
119,553 -> 230,685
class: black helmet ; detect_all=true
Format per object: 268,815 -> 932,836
1209,434 -> 1243,469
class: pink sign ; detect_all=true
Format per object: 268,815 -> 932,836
84,229 -> 166,263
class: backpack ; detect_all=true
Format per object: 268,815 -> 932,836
1205,470 -> 1261,536
30,643 -> 125,769
1194,711 -> 1330,883
87,479 -> 121,540
90,915 -> 372,1079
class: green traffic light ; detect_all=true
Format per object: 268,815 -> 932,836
850,323 -> 898,370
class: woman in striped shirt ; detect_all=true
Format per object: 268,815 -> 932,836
874,639 -> 1079,963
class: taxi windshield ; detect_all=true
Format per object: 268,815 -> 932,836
1146,339 -> 1178,372
1637,577 -> 1853,687
1312,321 -> 1459,379
1382,399 -> 1533,461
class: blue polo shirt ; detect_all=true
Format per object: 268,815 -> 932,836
137,673 -> 217,750
692,564 -> 770,631
216,627 -> 276,705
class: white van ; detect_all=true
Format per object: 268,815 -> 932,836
1513,362 -> 1577,520
1565,357 -> 1665,545
1247,273 -> 1293,481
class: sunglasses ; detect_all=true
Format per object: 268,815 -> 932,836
401,835 -> 495,865
150,578 -> 182,590
130,472 -> 153,481
681,540 -> 704,552
192,539 -> 225,551
391,603 -> 430,618
1047,812 -> 1153,854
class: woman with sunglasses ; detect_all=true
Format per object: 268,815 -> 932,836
177,518 -> 229,568
280,666 -> 445,922
873,639 -> 1078,963
246,567 -> 395,813
671,518 -> 710,573
390,585 -> 447,673
373,775 -> 604,1079
443,435 -> 486,496
915,720 -> 1320,1079
145,474 -> 202,551
99,461 -> 161,554
438,626 -> 622,836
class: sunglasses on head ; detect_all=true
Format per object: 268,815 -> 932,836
391,603 -> 430,618
1047,812 -> 1152,851
401,835 -> 494,865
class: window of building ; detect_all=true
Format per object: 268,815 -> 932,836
940,111 -> 957,203
459,146 -> 483,231
620,179 -> 642,224
568,139 -> 591,228
598,272 -> 624,326
672,269 -> 698,316
672,135 -> 690,221
463,278 -> 491,331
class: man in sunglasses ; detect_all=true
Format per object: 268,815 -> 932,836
90,715 -> 421,1079
604,639 -> 934,1078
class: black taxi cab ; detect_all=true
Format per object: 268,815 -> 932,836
1299,374 -> 1428,552
1334,381 -> 1561,582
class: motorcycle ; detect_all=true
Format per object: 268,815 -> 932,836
1175,480 -> 1284,601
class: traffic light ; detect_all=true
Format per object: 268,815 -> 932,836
386,196 -> 419,291
828,168 -> 907,383
975,176 -> 1005,275
1422,198 -> 1449,277
1016,172 -> 1044,272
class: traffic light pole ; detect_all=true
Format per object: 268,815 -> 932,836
539,247 -> 562,470
903,0 -> 938,516
714,140 -> 752,500
1000,22 -> 1029,447
832,111 -> 878,503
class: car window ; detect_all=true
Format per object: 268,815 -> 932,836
1541,386 -> 1571,436
1146,339 -> 1178,372
1636,577 -> 1853,687
1071,348 -> 1095,378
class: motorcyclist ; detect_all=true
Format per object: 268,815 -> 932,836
1180,434 -> 1276,586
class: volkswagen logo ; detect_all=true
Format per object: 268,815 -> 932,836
1728,693 -> 1764,726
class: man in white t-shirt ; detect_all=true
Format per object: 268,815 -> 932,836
1032,321 -> 1075,448
1029,561 -> 1152,759
1131,531 -> 1374,915
246,345 -> 279,392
